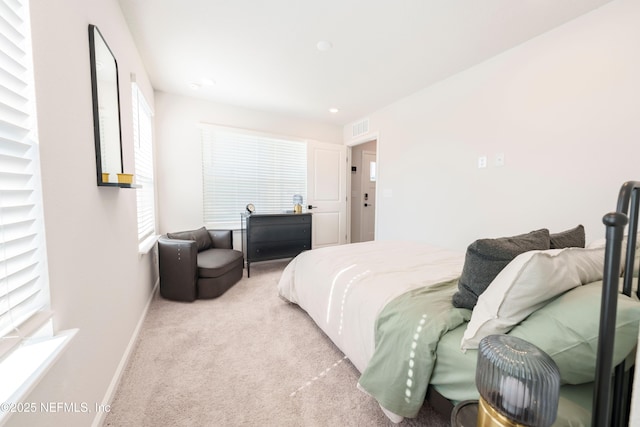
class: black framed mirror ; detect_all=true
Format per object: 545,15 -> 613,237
89,24 -> 123,186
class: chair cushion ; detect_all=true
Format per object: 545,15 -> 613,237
167,226 -> 213,252
198,248 -> 244,278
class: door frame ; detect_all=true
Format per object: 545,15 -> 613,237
346,133 -> 379,243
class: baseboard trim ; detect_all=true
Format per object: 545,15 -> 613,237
91,277 -> 159,427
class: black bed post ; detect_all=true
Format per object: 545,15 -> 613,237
611,191 -> 640,427
625,191 -> 640,297
593,211 -> 626,427
592,181 -> 640,427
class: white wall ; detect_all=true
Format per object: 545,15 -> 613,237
345,0 -> 640,251
154,92 -> 342,234
7,1 -> 157,426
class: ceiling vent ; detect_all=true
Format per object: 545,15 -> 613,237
352,118 -> 369,138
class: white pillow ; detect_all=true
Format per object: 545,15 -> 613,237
460,246 -> 605,350
591,232 -> 640,277
586,238 -> 606,249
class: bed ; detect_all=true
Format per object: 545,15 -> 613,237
277,182 -> 640,426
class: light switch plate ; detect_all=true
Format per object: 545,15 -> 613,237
478,156 -> 487,169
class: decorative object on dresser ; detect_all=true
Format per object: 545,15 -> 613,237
242,213 -> 311,277
158,227 -> 243,301
293,194 -> 303,213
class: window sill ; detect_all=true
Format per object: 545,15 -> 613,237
0,324 -> 77,426
138,234 -> 159,255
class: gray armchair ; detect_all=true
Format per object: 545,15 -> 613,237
158,227 -> 243,301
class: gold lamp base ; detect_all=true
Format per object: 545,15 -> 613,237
478,397 -> 527,427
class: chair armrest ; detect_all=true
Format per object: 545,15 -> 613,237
158,236 -> 198,301
208,229 -> 233,249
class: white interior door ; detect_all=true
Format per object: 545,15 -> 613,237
307,141 -> 347,249
361,151 -> 376,242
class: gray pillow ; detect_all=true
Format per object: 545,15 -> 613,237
452,228 -> 551,310
167,226 -> 213,252
550,225 -> 585,249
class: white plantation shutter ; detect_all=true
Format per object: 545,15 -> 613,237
0,3 -> 75,412
132,83 -> 156,245
0,0 -> 49,345
202,126 -> 307,228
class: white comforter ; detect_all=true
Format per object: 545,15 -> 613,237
277,240 -> 464,374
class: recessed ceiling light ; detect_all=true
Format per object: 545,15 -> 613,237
329,108 -> 339,114
201,78 -> 215,86
316,40 -> 333,52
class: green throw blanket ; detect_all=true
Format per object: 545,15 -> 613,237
357,279 -> 471,418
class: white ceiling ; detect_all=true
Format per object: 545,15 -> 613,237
118,0 -> 613,126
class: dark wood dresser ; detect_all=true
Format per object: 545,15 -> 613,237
241,213 -> 312,277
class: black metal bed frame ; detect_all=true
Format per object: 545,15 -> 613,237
593,181 -> 640,427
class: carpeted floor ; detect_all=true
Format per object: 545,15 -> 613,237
103,260 -> 450,427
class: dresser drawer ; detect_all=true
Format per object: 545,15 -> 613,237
249,240 -> 310,260
249,214 -> 311,227
250,223 -> 310,242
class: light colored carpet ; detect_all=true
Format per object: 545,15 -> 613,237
103,260 -> 450,427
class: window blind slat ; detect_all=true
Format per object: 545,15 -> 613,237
0,285 -> 40,333
0,263 -> 38,297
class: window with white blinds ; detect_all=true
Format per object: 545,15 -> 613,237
0,0 -> 50,346
201,126 -> 307,228
0,3 -> 75,413
132,83 -> 156,248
